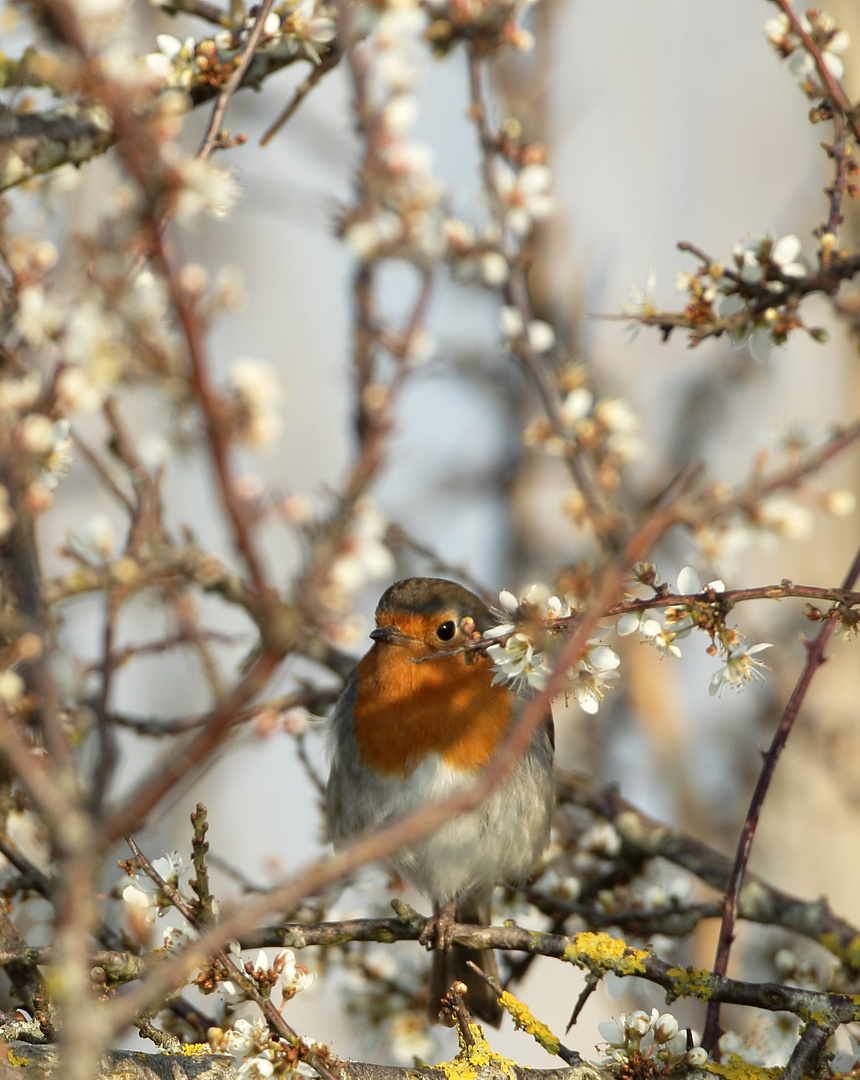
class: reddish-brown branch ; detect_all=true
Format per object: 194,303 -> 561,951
702,540 -> 860,1054
769,0 -> 860,145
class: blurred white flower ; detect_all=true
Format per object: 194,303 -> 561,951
229,359 -> 283,450
16,286 -> 62,346
493,160 -> 555,237
559,387 -> 594,430
480,251 -> 509,286
41,420 -> 73,490
0,670 -> 25,704
527,319 -> 556,352
328,498 -> 395,599
173,156 -> 242,220
499,305 -> 525,338
821,489 -> 856,517
620,271 -> 657,317
771,234 -> 805,278
757,496 -> 814,541
578,822 -> 621,856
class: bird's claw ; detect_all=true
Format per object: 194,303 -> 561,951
420,900 -> 456,951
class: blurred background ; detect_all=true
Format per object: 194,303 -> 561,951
5,0 -> 860,1066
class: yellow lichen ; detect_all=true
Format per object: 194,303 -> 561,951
820,933 -> 860,973
665,966 -> 714,1001
705,1054 -> 781,1080
565,932 -> 648,975
178,1043 -> 210,1056
437,1023 -> 517,1080
6,1050 -> 31,1067
498,990 -> 560,1055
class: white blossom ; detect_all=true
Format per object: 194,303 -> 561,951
620,271 -> 657,318
480,252 -> 509,286
578,822 -> 621,856
493,160 -> 555,237
527,319 -> 556,352
771,234 -> 805,278
559,388 -> 594,429
172,155 -> 242,220
567,639 -> 620,714
640,616 -> 692,659
757,496 -> 814,540
0,671 -> 25,704
15,286 -> 62,346
41,420 -> 74,490
487,632 -> 548,692
709,643 -> 773,696
676,565 -> 725,595
327,497 -> 395,600
499,305 -> 525,338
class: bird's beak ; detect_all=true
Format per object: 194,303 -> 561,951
370,625 -> 412,646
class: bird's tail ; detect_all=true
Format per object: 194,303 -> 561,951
428,891 -> 503,1028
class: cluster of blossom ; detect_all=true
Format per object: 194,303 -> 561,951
764,7 -> 850,88
534,824 -> 696,956
618,566 -> 773,696
484,586 -> 621,713
445,151 -> 555,274
627,230 -> 827,361
342,0 -> 446,269
8,199 -> 204,439
598,1008 -> 707,1069
228,358 -> 285,450
0,366 -> 72,547
532,823 -> 622,907
120,850 -> 187,942
218,943 -> 317,1010
0,231 -> 105,591
144,0 -> 336,92
423,0 -> 540,55
211,1013 -> 322,1080
522,365 -> 643,498
320,497 -> 396,645
444,147 -> 557,361
691,480 -> 854,572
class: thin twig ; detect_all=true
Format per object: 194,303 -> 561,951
259,48 -> 341,146
127,837 -> 339,1080
702,540 -> 860,1054
769,0 -> 860,144
198,0 -> 279,160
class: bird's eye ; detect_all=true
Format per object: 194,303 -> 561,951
436,620 -> 457,641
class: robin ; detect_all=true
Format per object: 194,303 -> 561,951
326,577 -> 555,1027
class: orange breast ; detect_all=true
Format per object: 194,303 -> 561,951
353,646 -> 513,776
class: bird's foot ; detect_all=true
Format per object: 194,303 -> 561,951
420,900 -> 457,951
